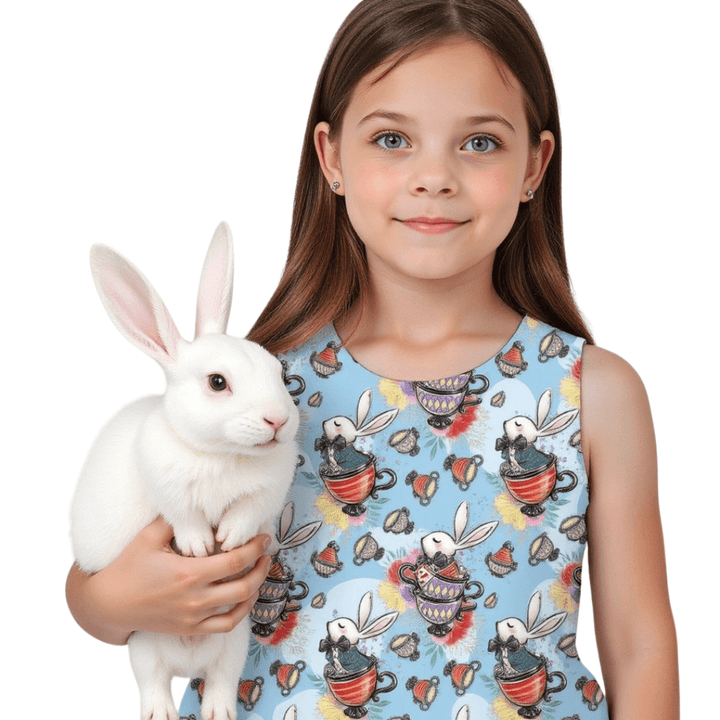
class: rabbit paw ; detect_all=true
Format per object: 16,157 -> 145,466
140,696 -> 178,720
173,524 -> 215,557
199,697 -> 237,720
216,500 -> 258,551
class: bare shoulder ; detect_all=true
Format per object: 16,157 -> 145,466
579,344 -> 653,481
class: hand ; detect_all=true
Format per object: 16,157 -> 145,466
66,516 -> 273,645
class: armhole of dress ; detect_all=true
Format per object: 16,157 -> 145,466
577,337 -> 591,505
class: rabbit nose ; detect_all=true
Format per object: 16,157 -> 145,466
264,415 -> 288,430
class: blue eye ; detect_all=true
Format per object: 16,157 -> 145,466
463,135 -> 499,153
374,132 -> 407,151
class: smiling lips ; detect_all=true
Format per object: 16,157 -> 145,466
401,216 -> 467,234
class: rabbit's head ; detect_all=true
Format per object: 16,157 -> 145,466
90,222 -> 300,458
421,501 -> 498,559
504,389 -> 577,445
327,592 -> 398,646
327,617 -> 361,646
496,591 -> 567,645
503,416 -> 540,444
322,389 -> 398,445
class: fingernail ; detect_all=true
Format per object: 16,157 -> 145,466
261,535 -> 272,550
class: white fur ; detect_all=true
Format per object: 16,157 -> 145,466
70,222 -> 300,720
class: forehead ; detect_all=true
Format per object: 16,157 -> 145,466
343,39 -> 527,135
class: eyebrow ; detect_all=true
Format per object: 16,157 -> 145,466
357,110 -> 516,133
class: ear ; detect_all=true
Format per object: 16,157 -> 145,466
527,610 -> 567,639
537,408 -> 579,437
314,120 -> 345,196
454,501 -> 469,543
278,502 -> 295,543
522,129 -> 555,203
358,592 -> 373,631
195,221 -> 234,338
359,610 -> 399,639
90,244 -> 182,367
280,520 -> 322,550
456,520 -> 498,550
356,388 -> 372,428
537,389 -> 552,428
527,590 -> 542,630
356,407 -> 400,437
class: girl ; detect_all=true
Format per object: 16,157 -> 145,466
66,1 -> 679,718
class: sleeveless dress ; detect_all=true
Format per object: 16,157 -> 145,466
178,314 -> 609,720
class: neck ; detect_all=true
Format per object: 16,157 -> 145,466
340,251 -> 519,349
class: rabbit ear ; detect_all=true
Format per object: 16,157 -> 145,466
537,408 -> 579,437
357,407 -> 400,437
195,221 -> 234,338
454,501 -> 469,543
537,389 -> 552,428
527,590 -> 542,630
456,520 -> 499,550
280,520 -> 322,550
358,609 -> 399,639
278,502 -> 295,543
358,592 -> 373,631
90,244 -> 183,367
455,705 -> 470,720
356,388 -> 372,428
283,705 -> 297,720
527,610 -> 567,640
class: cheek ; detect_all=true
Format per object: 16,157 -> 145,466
469,166 -> 518,207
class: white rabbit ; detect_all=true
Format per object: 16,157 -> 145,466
324,591 -> 399,675
502,389 -> 578,473
420,500 -> 498,567
70,222 -> 300,720
494,590 -> 567,676
320,388 -> 398,473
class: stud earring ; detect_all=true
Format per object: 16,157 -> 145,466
525,189 -> 534,200
331,182 -> 340,192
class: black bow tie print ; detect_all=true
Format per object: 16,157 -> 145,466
495,434 -> 528,453
319,636 -> 352,653
314,435 -> 348,453
488,635 -> 521,655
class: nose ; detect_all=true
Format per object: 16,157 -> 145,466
410,148 -> 458,196
264,415 -> 288,430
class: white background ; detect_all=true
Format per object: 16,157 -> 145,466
2,1 -> 715,717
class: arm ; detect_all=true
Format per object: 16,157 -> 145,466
580,344 -> 679,720
65,516 -> 273,646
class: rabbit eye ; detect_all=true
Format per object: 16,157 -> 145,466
208,374 -> 228,392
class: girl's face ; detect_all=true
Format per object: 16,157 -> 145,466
314,38 -> 554,284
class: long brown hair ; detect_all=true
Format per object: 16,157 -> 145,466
247,0 -> 594,354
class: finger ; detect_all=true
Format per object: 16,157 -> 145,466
197,553 -> 272,614
199,534 -> 272,583
196,591 -> 260,634
135,515 -> 174,547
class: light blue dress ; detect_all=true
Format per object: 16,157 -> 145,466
179,314 -> 609,719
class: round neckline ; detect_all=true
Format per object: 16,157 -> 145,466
328,314 -> 529,384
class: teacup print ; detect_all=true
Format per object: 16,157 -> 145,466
315,388 -> 398,515
496,389 -> 579,516
489,591 -> 569,717
319,591 -> 399,718
399,502 -> 498,636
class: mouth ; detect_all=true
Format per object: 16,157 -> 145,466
256,438 -> 278,448
397,217 -> 468,235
